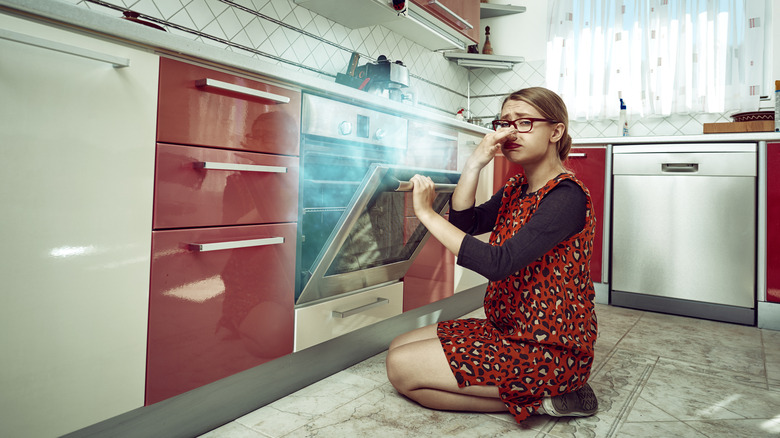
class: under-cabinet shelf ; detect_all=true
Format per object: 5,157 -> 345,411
443,52 -> 524,70
480,3 -> 527,19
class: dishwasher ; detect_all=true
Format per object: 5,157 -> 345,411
611,143 -> 756,325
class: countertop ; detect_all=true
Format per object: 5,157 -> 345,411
574,132 -> 780,145
4,0 -> 780,146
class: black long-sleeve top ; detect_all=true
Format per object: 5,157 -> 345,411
449,180 -> 587,281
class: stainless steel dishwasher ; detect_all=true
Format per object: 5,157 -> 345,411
611,143 -> 756,325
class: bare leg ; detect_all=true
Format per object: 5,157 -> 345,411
386,324 -> 508,413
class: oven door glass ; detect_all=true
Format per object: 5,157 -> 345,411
295,164 -> 459,306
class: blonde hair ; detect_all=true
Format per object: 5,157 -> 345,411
501,87 -> 572,162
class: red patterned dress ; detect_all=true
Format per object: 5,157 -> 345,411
438,173 -> 598,423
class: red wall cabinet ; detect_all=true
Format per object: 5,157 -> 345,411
412,0 -> 480,44
402,122 -> 458,311
492,146 -> 607,283
767,142 -> 780,302
146,58 -> 300,405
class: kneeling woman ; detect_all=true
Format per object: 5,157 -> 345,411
386,87 -> 598,422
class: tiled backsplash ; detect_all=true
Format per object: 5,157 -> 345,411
67,0 -> 733,138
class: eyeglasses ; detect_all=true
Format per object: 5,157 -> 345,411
491,117 -> 559,132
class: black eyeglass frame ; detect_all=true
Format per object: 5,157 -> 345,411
491,117 -> 560,132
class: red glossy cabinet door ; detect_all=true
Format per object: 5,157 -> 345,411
564,147 -> 606,283
767,142 -> 780,302
412,0 -> 479,44
146,223 -> 296,405
492,147 -> 606,283
153,143 -> 299,229
403,122 -> 457,311
157,57 -> 301,156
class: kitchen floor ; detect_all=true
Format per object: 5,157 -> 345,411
200,304 -> 780,438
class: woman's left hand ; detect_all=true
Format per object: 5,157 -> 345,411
410,174 -> 437,221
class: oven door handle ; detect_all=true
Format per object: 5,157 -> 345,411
392,178 -> 457,193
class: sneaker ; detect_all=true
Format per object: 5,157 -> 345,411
541,383 -> 598,417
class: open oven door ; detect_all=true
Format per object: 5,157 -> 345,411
295,164 -> 459,306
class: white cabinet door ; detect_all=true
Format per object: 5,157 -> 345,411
0,12 -> 158,437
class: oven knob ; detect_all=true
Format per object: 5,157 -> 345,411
339,121 -> 352,136
375,128 -> 386,140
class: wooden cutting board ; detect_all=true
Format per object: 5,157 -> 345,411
703,120 -> 774,133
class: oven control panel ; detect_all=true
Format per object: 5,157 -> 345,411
302,94 -> 408,150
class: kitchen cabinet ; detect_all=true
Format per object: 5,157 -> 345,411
564,146 -> 607,283
767,142 -> 780,302
295,0 -> 478,51
402,122 -> 458,311
157,57 -> 301,156
146,58 -> 301,405
492,146 -> 607,283
0,11 -> 158,438
411,0 -> 480,44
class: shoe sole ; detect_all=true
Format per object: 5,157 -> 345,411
548,384 -> 598,417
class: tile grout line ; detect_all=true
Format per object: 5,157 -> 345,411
590,311 -> 645,379
605,358 -> 657,438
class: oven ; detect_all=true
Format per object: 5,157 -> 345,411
295,94 -> 459,347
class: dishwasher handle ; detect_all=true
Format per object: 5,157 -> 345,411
661,163 -> 699,173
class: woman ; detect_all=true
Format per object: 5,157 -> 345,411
386,87 -> 598,422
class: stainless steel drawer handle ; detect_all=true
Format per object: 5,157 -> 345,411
194,161 -> 287,173
662,163 -> 699,172
426,0 -> 474,30
188,237 -> 284,252
568,153 -> 587,158
0,28 -> 130,68
195,78 -> 291,104
332,298 -> 389,318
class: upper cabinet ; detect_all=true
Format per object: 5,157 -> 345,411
294,0 -> 478,51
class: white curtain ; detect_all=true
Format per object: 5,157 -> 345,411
546,0 -> 768,120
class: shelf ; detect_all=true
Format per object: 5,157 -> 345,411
480,3 -> 527,19
443,52 -> 524,70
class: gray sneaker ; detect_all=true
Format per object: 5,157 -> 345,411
541,383 -> 598,417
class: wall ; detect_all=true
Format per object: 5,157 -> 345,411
66,0 -> 470,118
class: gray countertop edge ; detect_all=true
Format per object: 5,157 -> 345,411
573,132 -> 780,145
0,0 -> 490,136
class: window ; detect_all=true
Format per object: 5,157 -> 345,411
546,0 -> 769,120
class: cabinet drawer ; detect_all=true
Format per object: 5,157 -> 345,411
146,223 -> 296,405
157,57 -> 301,155
153,143 -> 299,229
294,282 -> 403,351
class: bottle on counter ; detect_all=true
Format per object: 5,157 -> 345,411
775,80 -> 779,132
619,98 -> 629,136
482,26 -> 493,55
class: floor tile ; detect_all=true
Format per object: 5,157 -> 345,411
615,311 -> 765,379
199,304 -> 780,438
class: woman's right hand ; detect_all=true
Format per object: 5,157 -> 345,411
464,127 -> 518,172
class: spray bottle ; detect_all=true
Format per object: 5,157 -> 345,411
619,99 -> 629,136
775,80 -> 779,132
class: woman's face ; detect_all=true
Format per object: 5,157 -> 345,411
498,99 -> 561,166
